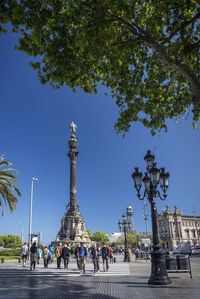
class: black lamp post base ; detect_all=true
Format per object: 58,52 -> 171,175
148,276 -> 172,285
148,249 -> 172,285
124,250 -> 130,262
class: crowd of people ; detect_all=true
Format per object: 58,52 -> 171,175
21,242 -> 55,270
21,241 -> 126,274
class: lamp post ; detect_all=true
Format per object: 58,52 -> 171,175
28,177 -> 38,255
118,213 -> 131,262
132,150 -> 171,285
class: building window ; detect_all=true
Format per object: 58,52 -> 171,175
185,230 -> 190,238
192,230 -> 196,238
173,230 -> 177,238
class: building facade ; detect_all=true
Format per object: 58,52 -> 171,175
158,205 -> 200,250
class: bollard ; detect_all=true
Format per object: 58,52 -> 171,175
1,258 -> 5,263
18,258 -> 21,263
114,257 -> 116,263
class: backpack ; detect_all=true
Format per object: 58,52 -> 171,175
55,247 -> 61,257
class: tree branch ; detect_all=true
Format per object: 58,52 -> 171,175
110,38 -> 142,50
83,2 -> 200,104
164,11 -> 200,44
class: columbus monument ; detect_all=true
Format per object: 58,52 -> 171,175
53,122 -> 90,245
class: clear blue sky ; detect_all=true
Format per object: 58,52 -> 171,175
0,28 -> 200,245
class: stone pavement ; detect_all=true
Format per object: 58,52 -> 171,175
0,256 -> 200,299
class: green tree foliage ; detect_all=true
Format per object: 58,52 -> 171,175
1,1 -> 200,134
86,229 -> 94,240
0,234 -> 22,248
0,237 -> 4,247
90,231 -> 109,243
116,232 -> 137,245
0,155 -> 21,215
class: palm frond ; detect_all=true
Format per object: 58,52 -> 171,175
0,154 -> 21,216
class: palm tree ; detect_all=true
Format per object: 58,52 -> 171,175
0,155 -> 21,216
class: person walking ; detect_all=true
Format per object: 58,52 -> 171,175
91,244 -> 100,274
37,247 -> 42,264
30,242 -> 38,271
48,245 -> 54,264
21,242 -> 28,267
55,243 -> 63,269
43,246 -> 49,268
75,245 -> 80,270
77,242 -> 87,275
101,242 -> 109,272
109,247 -> 114,263
62,243 -> 70,269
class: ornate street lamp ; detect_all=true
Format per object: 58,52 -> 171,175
118,214 -> 131,262
132,151 -> 171,285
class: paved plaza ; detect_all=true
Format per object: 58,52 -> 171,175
0,256 -> 200,298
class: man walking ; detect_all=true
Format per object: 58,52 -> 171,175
62,243 -> 70,269
91,244 -> 100,274
21,242 -> 28,267
77,242 -> 87,275
30,241 -> 38,271
101,242 -> 109,272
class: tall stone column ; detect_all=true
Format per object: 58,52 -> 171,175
53,121 -> 91,245
67,121 -> 79,212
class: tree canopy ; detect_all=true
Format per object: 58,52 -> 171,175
116,232 -> 137,245
87,230 -> 109,243
0,234 -> 21,248
1,0 -> 200,134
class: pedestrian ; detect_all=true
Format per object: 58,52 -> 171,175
75,245 -> 80,270
91,244 -> 100,274
62,243 -> 70,269
48,245 -> 54,264
101,242 -> 109,272
109,248 -> 114,263
55,243 -> 63,268
43,246 -> 49,268
30,241 -> 38,271
37,247 -> 42,264
77,242 -> 87,275
21,242 -> 28,267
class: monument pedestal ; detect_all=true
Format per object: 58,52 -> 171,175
52,207 -> 90,246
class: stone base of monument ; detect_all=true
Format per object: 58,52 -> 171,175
52,208 -> 90,246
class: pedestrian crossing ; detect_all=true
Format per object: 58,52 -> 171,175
0,261 -> 130,277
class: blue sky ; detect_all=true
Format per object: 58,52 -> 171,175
0,28 -> 200,245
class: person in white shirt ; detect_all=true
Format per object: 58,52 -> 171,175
21,242 -> 28,267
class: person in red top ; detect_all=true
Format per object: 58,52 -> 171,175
109,248 -> 114,263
